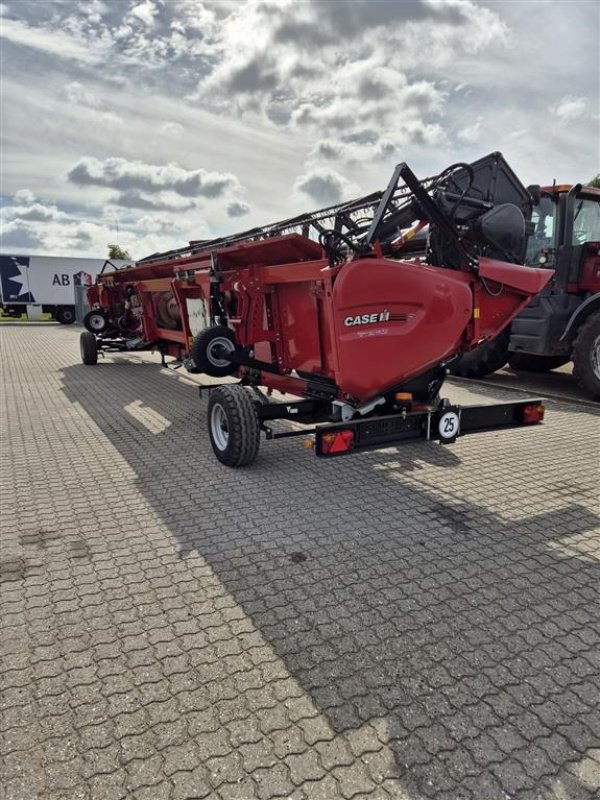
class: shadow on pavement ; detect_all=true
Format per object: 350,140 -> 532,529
449,364 -> 599,414
60,358 -> 600,799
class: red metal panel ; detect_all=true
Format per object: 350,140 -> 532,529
476,257 -> 553,340
578,242 -> 600,292
155,329 -> 187,344
331,258 -> 473,400
478,258 -> 551,296
260,259 -> 329,284
272,282 -> 322,373
138,278 -> 175,293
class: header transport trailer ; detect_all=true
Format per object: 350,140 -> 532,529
80,152 -> 551,467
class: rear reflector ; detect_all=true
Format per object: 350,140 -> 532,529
321,430 -> 355,455
522,403 -> 545,424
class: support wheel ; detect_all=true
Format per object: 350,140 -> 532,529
56,306 -> 76,325
83,309 -> 108,333
80,331 -> 98,365
207,385 -> 260,467
192,326 -> 236,377
450,328 -> 510,378
572,311 -> 600,400
508,353 -> 569,372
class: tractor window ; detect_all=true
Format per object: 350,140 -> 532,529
573,198 -> 600,244
526,196 -> 555,264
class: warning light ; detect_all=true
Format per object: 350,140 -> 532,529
522,404 -> 545,424
321,430 -> 355,455
394,392 -> 413,402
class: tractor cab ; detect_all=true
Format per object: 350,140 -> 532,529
526,184 -> 600,293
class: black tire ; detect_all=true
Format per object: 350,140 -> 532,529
572,311 -> 600,400
207,385 -> 260,467
192,326 -> 236,377
80,331 -> 98,365
508,353 -> 569,373
450,328 -> 510,378
83,310 -> 108,333
56,306 -> 76,325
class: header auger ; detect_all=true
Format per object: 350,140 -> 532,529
81,152 -> 551,466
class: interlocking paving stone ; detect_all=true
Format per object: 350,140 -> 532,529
1,323 -> 599,799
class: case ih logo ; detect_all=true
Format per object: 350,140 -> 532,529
74,271 -> 93,287
344,309 -> 413,327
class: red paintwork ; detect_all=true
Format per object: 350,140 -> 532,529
90,233 -> 552,403
331,258 -> 473,399
577,241 -> 600,293
476,258 -> 553,341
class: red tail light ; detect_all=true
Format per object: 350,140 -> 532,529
321,430 -> 355,455
522,403 -> 545,424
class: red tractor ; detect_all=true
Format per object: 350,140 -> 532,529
452,183 -> 600,399
80,152 -> 551,467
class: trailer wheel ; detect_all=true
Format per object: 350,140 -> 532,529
56,306 -> 76,325
207,385 -> 260,467
80,331 -> 98,365
449,328 -> 510,378
83,310 -> 108,333
508,353 -> 569,373
572,311 -> 600,400
192,326 -> 236,377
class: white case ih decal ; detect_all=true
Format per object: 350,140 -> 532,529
344,309 -> 413,327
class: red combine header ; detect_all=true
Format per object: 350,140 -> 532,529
80,153 -> 551,466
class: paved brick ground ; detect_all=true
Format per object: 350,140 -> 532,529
1,323 -> 599,800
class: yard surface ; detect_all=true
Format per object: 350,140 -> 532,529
1,323 -> 599,800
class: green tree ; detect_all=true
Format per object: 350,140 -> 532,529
108,243 -> 131,260
588,174 -> 600,188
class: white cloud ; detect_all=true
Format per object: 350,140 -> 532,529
67,156 -> 243,199
1,0 -> 598,256
13,189 -> 36,205
551,95 -> 587,122
161,121 -> 184,135
0,14 -> 106,64
0,192 -> 205,258
65,81 -> 98,107
64,80 -> 123,126
129,1 -> 158,27
227,201 -> 251,218
294,169 -> 359,207
457,118 -> 482,144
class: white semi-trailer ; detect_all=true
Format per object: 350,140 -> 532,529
0,254 -> 129,323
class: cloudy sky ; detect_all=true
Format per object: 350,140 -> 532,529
1,0 -> 598,259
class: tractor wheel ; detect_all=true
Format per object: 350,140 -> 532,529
80,331 -> 98,365
56,306 -> 76,325
508,353 -> 569,373
83,310 -> 108,334
192,326 -> 236,377
207,385 -> 260,467
450,328 -> 510,378
572,312 -> 600,400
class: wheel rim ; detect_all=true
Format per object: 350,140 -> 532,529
63,310 -> 74,321
210,403 -> 229,451
207,336 -> 234,368
88,313 -> 105,331
592,334 -> 600,380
